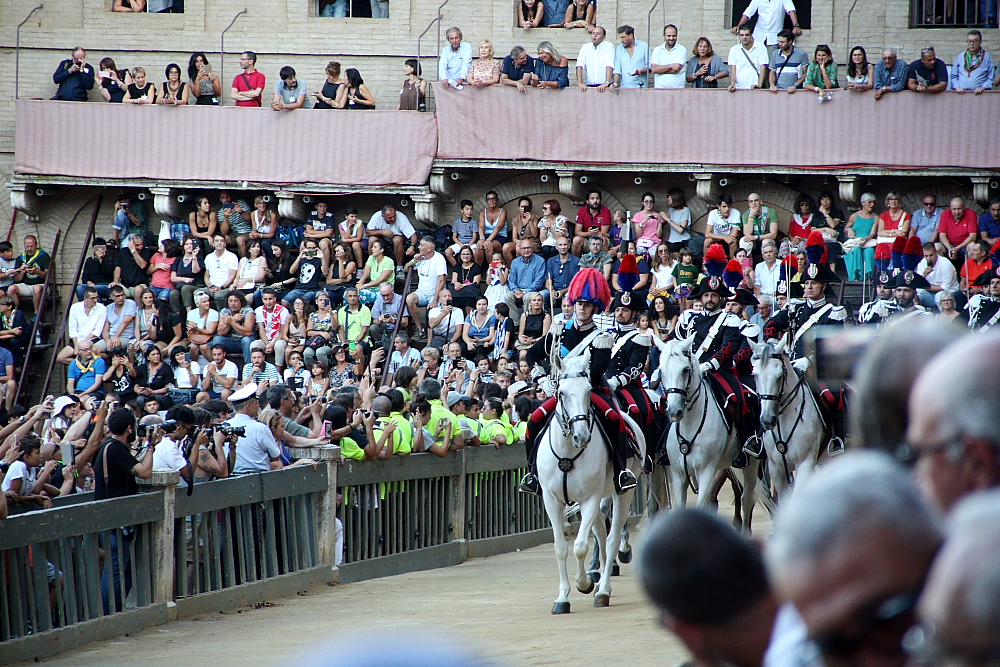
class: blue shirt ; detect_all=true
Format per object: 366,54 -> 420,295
0,347 -> 13,374
873,58 -> 909,91
501,54 -> 535,82
613,40 -> 650,88
542,0 -> 570,26
907,58 -> 948,87
509,253 -> 547,292
439,41 -> 473,82
950,51 -> 995,90
535,61 -> 569,88
546,254 -> 581,291
229,412 -> 281,474
53,59 -> 95,101
979,212 -> 1000,240
910,207 -> 942,245
68,356 -> 107,393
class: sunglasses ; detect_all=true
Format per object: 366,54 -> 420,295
808,587 -> 922,659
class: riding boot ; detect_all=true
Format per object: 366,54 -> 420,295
610,426 -> 638,495
518,410 -> 552,496
657,422 -> 672,467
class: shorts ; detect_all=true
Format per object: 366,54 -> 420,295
205,389 -> 222,399
449,242 -> 475,254
11,283 -> 40,295
121,285 -> 146,298
413,293 -> 433,307
94,338 -> 134,352
674,285 -> 693,299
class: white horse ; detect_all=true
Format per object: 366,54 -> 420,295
653,336 -> 760,533
536,347 -> 645,613
750,338 -> 827,501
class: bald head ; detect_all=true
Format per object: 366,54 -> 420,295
919,491 -> 1000,658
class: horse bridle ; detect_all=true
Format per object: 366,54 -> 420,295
664,352 -> 711,494
555,371 -> 594,439
756,351 -> 813,485
663,355 -> 703,413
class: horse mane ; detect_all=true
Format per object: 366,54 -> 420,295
560,353 -> 589,377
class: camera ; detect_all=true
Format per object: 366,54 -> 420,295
136,423 -> 148,438
110,347 -> 128,358
217,423 -> 246,438
804,326 -> 879,390
159,419 -> 179,434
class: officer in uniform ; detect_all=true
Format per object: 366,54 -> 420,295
606,291 -> 654,432
727,285 -> 764,459
890,270 -> 932,322
968,266 -> 1000,332
519,269 -> 638,496
857,271 -> 900,326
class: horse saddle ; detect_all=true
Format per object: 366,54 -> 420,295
706,374 -> 738,430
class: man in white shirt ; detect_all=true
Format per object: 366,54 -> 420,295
728,25 -> 769,90
612,25 -> 650,89
427,288 -> 465,349
754,240 -> 781,297
204,233 -> 240,310
57,286 -> 108,365
650,24 -> 688,89
404,237 -> 448,341
197,344 -> 240,402
438,27 -> 472,89
252,287 -> 290,370
152,405 -> 206,483
387,333 -> 422,385
576,26 -> 615,91
732,0 -> 802,56
915,242 -> 960,310
368,205 -> 419,266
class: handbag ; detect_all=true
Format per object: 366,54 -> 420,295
305,335 -> 330,350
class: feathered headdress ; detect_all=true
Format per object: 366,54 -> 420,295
874,242 -> 893,274
618,254 -> 639,293
891,236 -> 907,272
566,268 -> 612,313
805,231 -> 826,267
902,236 -> 923,272
991,239 -> 1000,268
723,259 -> 744,291
778,254 -> 798,282
703,243 -> 728,278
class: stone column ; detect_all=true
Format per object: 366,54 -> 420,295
139,470 -> 180,603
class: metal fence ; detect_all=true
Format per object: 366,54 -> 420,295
0,492 -> 163,642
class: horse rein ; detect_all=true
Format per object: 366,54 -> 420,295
665,356 -> 712,495
757,353 -> 817,486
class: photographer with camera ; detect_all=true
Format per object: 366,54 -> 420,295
110,196 -> 148,250
52,47 -> 95,101
151,406 -> 210,483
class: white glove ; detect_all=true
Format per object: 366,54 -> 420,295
698,362 -> 714,374
530,365 -> 546,380
792,357 -> 810,373
606,376 -> 622,391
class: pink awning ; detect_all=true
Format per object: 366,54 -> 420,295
433,85 -> 1000,171
15,100 -> 438,186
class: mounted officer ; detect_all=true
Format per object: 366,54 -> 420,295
968,264 -> 1000,332
722,259 -> 764,459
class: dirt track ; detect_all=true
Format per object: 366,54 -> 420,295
24,492 -> 770,667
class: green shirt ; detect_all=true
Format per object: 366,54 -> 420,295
341,436 -> 365,461
427,399 -> 461,446
479,417 -> 513,446
746,206 -> 778,237
364,255 -> 395,284
672,263 -> 699,287
374,416 -> 406,454
337,304 -> 372,343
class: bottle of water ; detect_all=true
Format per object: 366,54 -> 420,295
35,330 -> 42,345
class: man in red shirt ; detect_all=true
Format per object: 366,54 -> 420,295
934,197 -> 978,262
960,240 -> 992,292
230,51 -> 265,107
572,188 -> 612,256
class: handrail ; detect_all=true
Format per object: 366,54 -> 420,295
379,265 -> 415,388
15,4 -> 44,100
220,8 -> 248,106
416,0 -> 452,86
15,228 -> 59,406
646,0 -> 661,78
36,196 -> 102,402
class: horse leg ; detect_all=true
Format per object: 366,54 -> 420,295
542,492 -> 572,614
740,458 -> 760,535
574,497 -> 601,596
596,493 -> 629,606
693,467 -> 719,510
587,534 -> 601,583
767,450 -> 790,504
668,463 -> 687,510
618,523 -> 632,564
708,470 -> 728,510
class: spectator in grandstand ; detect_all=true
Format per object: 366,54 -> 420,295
304,292 -> 337,367
217,190 -> 252,253
500,46 -> 535,92
873,47 -> 908,100
111,233 -> 152,305
368,205 -> 418,265
518,0 -> 543,29
259,240 -> 295,306
449,246 -> 482,311
337,287 -> 372,346
252,287 -> 289,372
0,295 -> 30,367
650,25 -> 686,89
576,26 -> 615,91
96,285 -> 137,357
231,51 -> 265,107
545,237 -> 579,304
445,200 -> 479,266
52,47 -> 95,102
844,45 -> 873,91
959,240 -> 991,291
685,36 -> 728,89
185,290 -> 219,363
767,30 -> 807,92
315,61 -> 348,109
305,199 -> 337,266
241,347 -> 282,386
246,196 -> 277,259
196,343 -> 240,401
428,288 -> 465,349
404,237 -> 448,341
803,44 -> 839,92
478,191 -> 509,258
740,193 -> 778,255
908,46 -> 948,94
979,197 -> 1000,245
439,27 -> 472,89
369,282 -> 407,350
950,30 -> 993,94
77,237 -> 115,301
170,236 -> 205,313
204,232 -> 239,309
5,234 -> 50,319
505,240 -> 548,322
124,67 -> 157,104
158,63 -> 190,105
727,25 -> 768,90
188,197 -> 218,254
398,59 -> 427,110
665,188 -> 693,253
110,194 -> 148,250
147,239 -> 180,302
563,0 -> 595,30
573,189 -> 612,255
386,333 -> 422,384
324,243 -> 356,308
706,194 -> 742,256
910,194 -> 942,245
469,40 -> 502,87
533,41 -> 570,88
283,238 -> 326,309
58,286 -> 107,366
542,0 -> 568,27
579,234 -> 614,280
768,452 -> 941,667
356,238 -> 395,307
613,25 -> 649,89
67,338 -> 106,398
935,197 -> 978,261
505,197 -> 540,263
915,242 -> 960,309
187,52 -> 222,105
732,0 -> 802,54
212,291 -> 257,365
272,66 -> 310,111
97,58 -> 130,103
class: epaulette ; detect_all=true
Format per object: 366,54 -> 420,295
828,306 -> 848,321
741,323 -> 761,338
632,332 -> 652,347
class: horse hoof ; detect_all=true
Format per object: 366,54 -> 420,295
551,602 -> 571,615
618,547 -> 633,564
594,593 -> 610,608
587,569 -> 601,583
577,576 -> 596,595
611,563 -> 621,577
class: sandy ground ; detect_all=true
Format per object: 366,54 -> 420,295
25,489 -> 772,667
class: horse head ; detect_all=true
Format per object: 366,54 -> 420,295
658,336 -> 697,423
752,337 -> 788,430
556,348 -> 594,448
